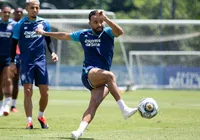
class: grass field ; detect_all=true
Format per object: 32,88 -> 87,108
0,89 -> 200,140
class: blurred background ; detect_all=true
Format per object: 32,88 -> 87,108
1,0 -> 200,19
1,0 -> 200,90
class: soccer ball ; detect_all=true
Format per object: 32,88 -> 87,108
138,98 -> 158,119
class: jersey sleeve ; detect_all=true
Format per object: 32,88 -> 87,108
12,22 -> 21,39
70,30 -> 83,42
45,21 -> 51,32
104,27 -> 115,39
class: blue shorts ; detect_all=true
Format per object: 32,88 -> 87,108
14,54 -> 20,69
0,56 -> 10,71
81,66 -> 95,91
20,60 -> 49,86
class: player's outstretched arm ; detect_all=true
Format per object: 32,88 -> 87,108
97,10 -> 124,37
36,28 -> 72,40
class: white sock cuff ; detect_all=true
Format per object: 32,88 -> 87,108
0,101 -> 3,109
27,117 -> 32,123
4,97 -> 12,106
38,110 -> 44,117
117,99 -> 126,106
12,99 -> 17,107
77,121 -> 88,133
5,97 -> 12,100
81,121 -> 88,126
117,99 -> 128,111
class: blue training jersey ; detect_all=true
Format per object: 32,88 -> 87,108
0,19 -> 16,56
12,16 -> 51,63
70,27 -> 115,71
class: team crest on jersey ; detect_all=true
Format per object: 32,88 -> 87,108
37,24 -> 43,29
7,24 -> 13,30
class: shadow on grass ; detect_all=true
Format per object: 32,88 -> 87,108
0,127 -> 40,130
48,137 -> 94,140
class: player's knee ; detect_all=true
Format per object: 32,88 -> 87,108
41,92 -> 48,98
40,89 -> 49,99
24,87 -> 33,98
40,87 -> 49,98
4,78 -> 12,86
106,72 -> 116,82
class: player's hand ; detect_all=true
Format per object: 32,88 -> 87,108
10,62 -> 17,78
35,28 -> 45,35
96,10 -> 108,21
51,52 -> 58,62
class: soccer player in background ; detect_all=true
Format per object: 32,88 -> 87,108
36,10 -> 137,139
0,5 -> 16,116
10,0 -> 58,129
11,7 -> 24,113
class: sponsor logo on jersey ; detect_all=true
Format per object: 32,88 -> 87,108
0,31 -> 12,38
24,31 -> 42,38
24,21 -> 31,24
85,39 -> 101,47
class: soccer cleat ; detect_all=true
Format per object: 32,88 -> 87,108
26,122 -> 33,129
11,106 -> 19,112
71,131 -> 83,140
123,107 -> 138,120
38,116 -> 49,129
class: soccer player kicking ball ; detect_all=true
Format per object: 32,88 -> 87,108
0,5 -> 16,116
10,0 -> 58,129
36,10 -> 137,139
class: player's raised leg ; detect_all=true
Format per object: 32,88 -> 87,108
88,68 -> 137,120
72,86 -> 109,140
37,85 -> 49,129
24,84 -> 33,129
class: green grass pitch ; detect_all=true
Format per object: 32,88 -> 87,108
0,89 -> 200,140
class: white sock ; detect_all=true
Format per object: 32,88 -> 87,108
27,117 -> 32,123
77,121 -> 88,133
38,110 -> 44,117
117,99 -> 128,112
4,97 -> 12,107
12,99 -> 17,107
0,100 -> 3,109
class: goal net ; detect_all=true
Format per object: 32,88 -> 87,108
129,51 -> 200,89
119,19 -> 200,90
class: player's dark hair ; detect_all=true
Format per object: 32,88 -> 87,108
88,10 -> 98,21
25,3 -> 29,7
14,7 -> 23,12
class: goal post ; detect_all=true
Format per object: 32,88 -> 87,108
129,51 -> 200,89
